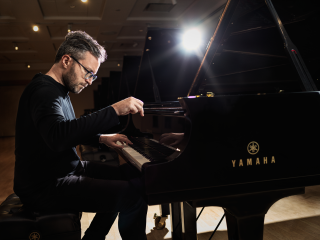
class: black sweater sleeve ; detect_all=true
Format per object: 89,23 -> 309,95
30,84 -> 119,152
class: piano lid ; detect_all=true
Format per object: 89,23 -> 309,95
134,28 -> 203,103
188,0 -> 320,96
119,56 -> 141,101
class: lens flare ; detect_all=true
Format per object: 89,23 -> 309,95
182,29 -> 201,50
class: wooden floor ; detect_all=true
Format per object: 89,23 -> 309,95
1,136 -> 320,239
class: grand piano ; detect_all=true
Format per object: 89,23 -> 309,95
116,0 -> 320,239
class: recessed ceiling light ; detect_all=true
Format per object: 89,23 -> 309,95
14,43 -> 18,50
81,0 -> 87,2
27,64 -> 31,68
117,63 -> 120,67
33,25 -> 39,32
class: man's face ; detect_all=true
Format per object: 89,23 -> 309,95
62,51 -> 100,94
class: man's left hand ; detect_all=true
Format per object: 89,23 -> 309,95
99,134 -> 132,149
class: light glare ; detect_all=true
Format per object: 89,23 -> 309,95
182,29 -> 201,50
81,0 -> 87,2
33,26 -> 39,32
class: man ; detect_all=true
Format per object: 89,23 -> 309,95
14,31 -> 147,240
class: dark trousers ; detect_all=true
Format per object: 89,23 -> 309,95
26,161 -> 148,240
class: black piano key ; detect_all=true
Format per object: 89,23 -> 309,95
127,137 -> 177,162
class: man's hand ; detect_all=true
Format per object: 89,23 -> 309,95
111,97 -> 144,117
159,133 -> 184,147
99,134 -> 133,149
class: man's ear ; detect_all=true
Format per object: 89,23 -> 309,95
61,55 -> 71,69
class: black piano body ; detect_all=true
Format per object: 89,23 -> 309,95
118,0 -> 320,239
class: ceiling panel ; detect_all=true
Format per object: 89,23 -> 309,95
39,0 -> 106,17
0,55 -> 10,64
0,25 -> 26,38
31,41 -> 56,53
101,0 -> 137,22
13,0 -> 43,20
0,0 -> 13,17
128,0 -> 195,20
48,25 -> 100,39
18,25 -> 52,41
118,26 -> 146,38
38,0 -> 58,16
0,42 -> 33,51
52,40 -> 64,50
48,25 -> 66,38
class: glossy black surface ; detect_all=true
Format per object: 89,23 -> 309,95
134,28 -> 202,102
128,137 -> 176,162
189,0 -> 320,96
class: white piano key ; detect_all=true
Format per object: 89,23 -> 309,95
116,141 -> 150,171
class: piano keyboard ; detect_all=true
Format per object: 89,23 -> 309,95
117,137 -> 178,170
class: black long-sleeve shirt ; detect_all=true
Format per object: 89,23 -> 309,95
14,73 -> 119,198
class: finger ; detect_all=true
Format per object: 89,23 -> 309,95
129,105 -> 139,115
140,107 -> 144,117
120,136 -> 132,144
159,133 -> 169,140
125,139 -> 133,145
111,142 -> 124,149
169,140 -> 179,146
159,136 -> 171,144
136,100 -> 144,115
132,101 -> 144,116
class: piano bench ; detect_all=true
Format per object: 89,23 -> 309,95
0,193 -> 81,240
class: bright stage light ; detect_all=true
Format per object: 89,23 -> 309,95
182,29 -> 201,51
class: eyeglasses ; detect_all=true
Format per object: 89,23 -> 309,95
70,56 -> 97,81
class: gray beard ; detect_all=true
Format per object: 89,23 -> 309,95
62,64 -> 81,94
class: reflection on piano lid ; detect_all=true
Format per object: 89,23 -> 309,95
188,0 -> 319,96
134,28 -> 203,103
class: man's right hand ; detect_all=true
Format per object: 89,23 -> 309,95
111,97 -> 144,117
159,133 -> 184,146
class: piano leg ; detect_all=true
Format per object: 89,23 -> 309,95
170,202 -> 182,240
221,188 -> 305,240
160,203 -> 170,217
224,209 -> 265,240
170,188 -> 305,240
170,202 -> 197,240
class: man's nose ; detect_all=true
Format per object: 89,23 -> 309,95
85,77 -> 93,85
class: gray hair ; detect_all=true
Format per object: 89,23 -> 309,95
54,31 -> 107,63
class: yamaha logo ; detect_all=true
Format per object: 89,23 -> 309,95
29,232 -> 40,240
232,141 -> 275,167
247,141 -> 259,155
